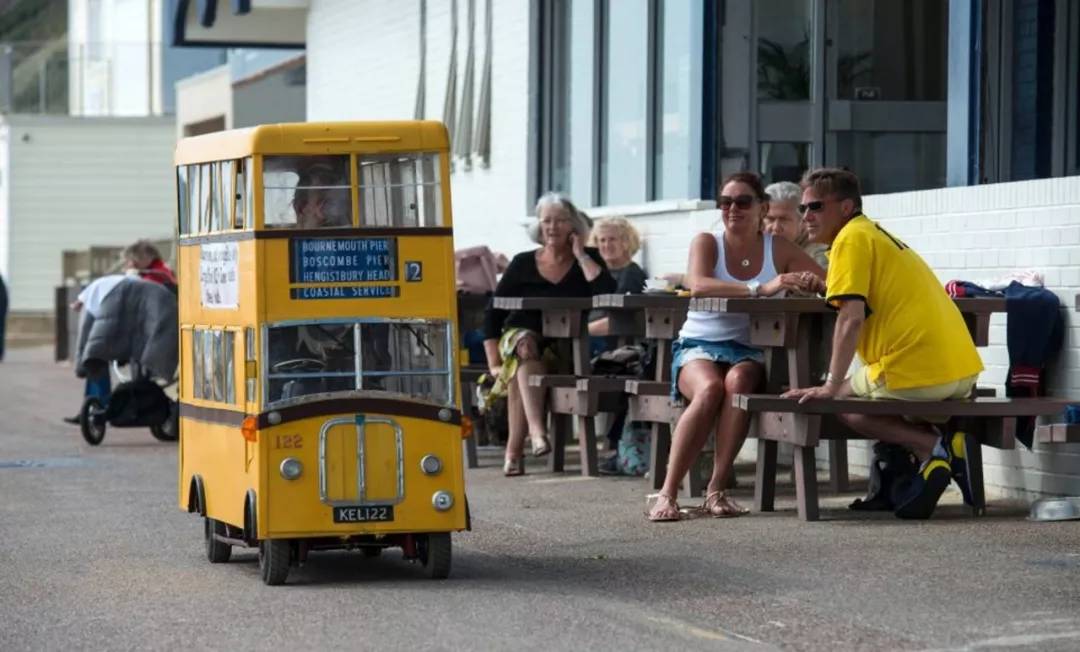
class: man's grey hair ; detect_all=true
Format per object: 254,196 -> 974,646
764,181 -> 802,204
527,192 -> 592,244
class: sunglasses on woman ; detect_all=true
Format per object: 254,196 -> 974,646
718,194 -> 756,210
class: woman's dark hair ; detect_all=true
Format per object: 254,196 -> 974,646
719,171 -> 768,202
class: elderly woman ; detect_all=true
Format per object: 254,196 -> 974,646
647,172 -> 825,521
484,192 -> 616,476
587,216 -> 647,337
763,180 -> 829,268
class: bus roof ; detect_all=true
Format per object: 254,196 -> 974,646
174,121 -> 450,165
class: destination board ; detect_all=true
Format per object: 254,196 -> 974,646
289,237 -> 398,284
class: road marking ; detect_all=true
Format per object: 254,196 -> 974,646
526,476 -> 599,485
645,614 -> 763,645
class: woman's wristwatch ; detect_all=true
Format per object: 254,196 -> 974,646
825,372 -> 846,386
746,280 -> 761,297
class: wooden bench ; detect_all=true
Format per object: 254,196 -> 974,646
733,394 -> 1071,521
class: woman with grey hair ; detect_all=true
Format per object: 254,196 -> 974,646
763,180 -> 828,268
483,192 -> 616,476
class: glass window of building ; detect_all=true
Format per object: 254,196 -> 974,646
835,132 -> 946,194
601,0 -> 649,206
832,0 -> 947,102
757,0 -> 813,100
656,0 -> 694,199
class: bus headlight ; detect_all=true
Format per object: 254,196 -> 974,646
420,455 -> 442,475
279,457 -> 303,480
432,491 -> 454,511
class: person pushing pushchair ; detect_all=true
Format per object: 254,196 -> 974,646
72,274 -> 179,444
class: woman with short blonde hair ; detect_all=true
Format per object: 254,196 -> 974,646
587,216 -> 647,337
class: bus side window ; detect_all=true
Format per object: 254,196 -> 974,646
234,159 -> 247,230
198,163 -> 213,234
192,327 -> 237,404
176,166 -> 190,235
358,153 -> 442,228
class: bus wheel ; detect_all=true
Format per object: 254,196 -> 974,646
259,539 -> 290,585
419,533 -> 452,580
204,518 -> 232,563
79,397 -> 106,446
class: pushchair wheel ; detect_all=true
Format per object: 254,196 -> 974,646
80,397 -> 107,446
150,400 -> 179,442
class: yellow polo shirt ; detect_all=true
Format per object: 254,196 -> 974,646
825,215 -> 983,390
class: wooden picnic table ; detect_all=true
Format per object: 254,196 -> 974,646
490,293 -> 1008,484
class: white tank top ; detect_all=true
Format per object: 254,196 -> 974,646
678,232 -> 778,344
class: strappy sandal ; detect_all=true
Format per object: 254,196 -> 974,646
529,434 -> 551,457
503,457 -> 525,477
645,492 -> 681,522
702,490 -> 750,518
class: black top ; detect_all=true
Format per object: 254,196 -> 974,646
483,247 -> 616,340
589,261 -> 647,322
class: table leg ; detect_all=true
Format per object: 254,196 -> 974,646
828,441 -> 849,492
793,445 -> 820,521
576,414 -> 599,477
965,431 -> 987,516
649,422 -> 671,491
754,439 -> 778,512
548,413 -> 569,473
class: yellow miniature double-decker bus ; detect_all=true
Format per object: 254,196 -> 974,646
174,121 -> 468,585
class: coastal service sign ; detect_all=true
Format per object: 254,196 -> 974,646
200,242 -> 239,309
289,237 -> 399,300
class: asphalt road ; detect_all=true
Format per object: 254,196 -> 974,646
2,346 -> 1079,651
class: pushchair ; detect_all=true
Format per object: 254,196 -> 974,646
79,360 -> 179,445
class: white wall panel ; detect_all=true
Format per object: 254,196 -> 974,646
4,115 -> 176,312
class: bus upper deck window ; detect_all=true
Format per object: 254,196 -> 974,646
263,155 -> 352,229
358,153 -> 442,228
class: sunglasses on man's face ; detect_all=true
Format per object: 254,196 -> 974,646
718,194 -> 756,210
797,200 -> 827,215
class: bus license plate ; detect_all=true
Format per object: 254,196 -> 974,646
333,505 -> 394,523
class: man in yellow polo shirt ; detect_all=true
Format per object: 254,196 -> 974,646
782,168 -> 983,519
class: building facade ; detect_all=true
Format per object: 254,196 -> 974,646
176,0 -> 1080,499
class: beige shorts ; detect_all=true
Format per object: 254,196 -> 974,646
850,368 -> 979,423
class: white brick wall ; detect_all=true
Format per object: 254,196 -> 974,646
306,0 -> 533,256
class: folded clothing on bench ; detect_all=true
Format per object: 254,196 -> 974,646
1004,282 -> 1064,448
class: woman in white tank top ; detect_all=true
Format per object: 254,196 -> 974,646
647,172 -> 826,522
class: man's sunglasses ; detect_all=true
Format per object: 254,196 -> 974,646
718,194 -> 756,210
797,200 -> 827,215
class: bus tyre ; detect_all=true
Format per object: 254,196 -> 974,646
79,397 -> 106,446
259,539 -> 290,585
150,401 -> 179,442
420,533 -> 452,580
204,518 -> 232,563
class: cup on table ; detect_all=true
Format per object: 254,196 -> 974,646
644,278 -> 671,292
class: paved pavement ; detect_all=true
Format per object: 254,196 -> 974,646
2,345 -> 1079,651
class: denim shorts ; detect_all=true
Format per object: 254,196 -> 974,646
670,337 -> 765,401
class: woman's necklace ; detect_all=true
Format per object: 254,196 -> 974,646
724,234 -> 755,269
